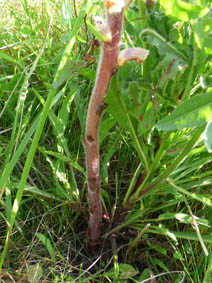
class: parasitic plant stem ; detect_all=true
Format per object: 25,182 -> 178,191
83,3 -> 124,246
84,0 -> 148,247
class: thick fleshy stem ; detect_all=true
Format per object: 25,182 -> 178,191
83,9 -> 124,246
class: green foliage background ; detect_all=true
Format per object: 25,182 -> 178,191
0,0 -> 212,282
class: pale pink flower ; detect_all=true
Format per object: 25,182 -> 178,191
118,47 -> 149,66
93,16 -> 112,43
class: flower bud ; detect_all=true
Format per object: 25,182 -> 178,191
103,0 -> 128,14
118,48 -> 149,66
93,16 -> 112,43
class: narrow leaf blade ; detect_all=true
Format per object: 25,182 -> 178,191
204,121 -> 212,152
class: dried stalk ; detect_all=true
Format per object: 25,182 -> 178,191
83,7 -> 124,246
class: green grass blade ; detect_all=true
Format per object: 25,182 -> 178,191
0,90 -> 56,269
36,233 -> 56,261
203,253 -> 212,283
0,1 -> 89,269
130,125 -> 205,202
167,178 -> 212,207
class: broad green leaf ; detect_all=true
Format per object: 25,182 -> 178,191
151,258 -> 169,272
99,117 -> 116,145
106,264 -> 138,280
137,101 -> 155,135
159,0 -> 209,21
118,264 -> 139,279
204,121 -> 212,152
106,76 -> 149,170
150,244 -> 167,255
154,54 -> 186,83
53,61 -> 85,89
156,92 -> 212,131
138,268 -> 151,282
106,76 -> 130,130
194,19 -> 212,51
79,67 -> 96,81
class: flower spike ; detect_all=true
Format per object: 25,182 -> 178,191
93,16 -> 112,43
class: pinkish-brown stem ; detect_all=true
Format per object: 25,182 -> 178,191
83,10 -> 124,246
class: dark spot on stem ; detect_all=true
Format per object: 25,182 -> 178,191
88,176 -> 101,191
112,68 -> 118,76
96,103 -> 108,116
139,114 -> 143,121
87,135 -> 94,142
